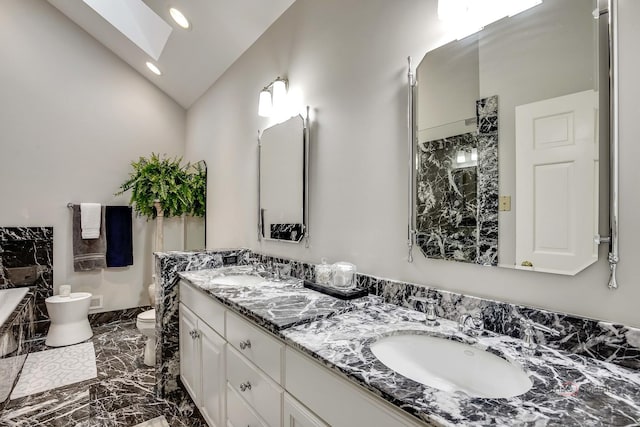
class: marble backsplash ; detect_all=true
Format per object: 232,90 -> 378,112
154,249 -> 639,398
250,251 -> 640,372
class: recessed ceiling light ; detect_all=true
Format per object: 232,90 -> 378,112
146,62 -> 162,76
169,7 -> 190,29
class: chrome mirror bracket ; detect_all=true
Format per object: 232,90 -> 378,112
407,56 -> 417,263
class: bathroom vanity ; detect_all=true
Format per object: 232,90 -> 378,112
178,268 -> 421,427
175,265 -> 640,427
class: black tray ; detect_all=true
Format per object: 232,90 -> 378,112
303,280 -> 368,300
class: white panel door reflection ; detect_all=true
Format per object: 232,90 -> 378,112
515,90 -> 598,275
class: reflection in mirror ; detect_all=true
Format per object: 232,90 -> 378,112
416,96 -> 498,265
259,114 -> 308,243
415,0 -> 604,275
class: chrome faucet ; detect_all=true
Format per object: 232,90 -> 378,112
458,313 -> 484,336
409,295 -> 439,326
520,319 -> 560,354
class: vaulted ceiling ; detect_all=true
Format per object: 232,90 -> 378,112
48,0 -> 296,108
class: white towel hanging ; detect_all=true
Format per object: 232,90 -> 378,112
80,203 -> 101,239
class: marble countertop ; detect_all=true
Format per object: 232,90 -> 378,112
178,267 -> 360,334
179,268 -> 640,426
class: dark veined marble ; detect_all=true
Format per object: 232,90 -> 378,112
416,96 -> 498,266
179,267 -> 357,335
155,249 -> 640,416
153,249 -> 250,398
88,306 -> 150,327
363,274 -> 640,372
0,319 -> 206,426
282,302 -> 640,427
269,223 -> 304,241
0,227 -> 53,334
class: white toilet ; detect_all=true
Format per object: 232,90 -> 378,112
136,308 -> 156,366
136,282 -> 157,366
45,292 -> 93,347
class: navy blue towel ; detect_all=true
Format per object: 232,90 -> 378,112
105,206 -> 133,267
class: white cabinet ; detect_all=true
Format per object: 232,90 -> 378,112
283,393 -> 328,427
179,303 -> 200,401
226,310 -> 284,384
227,345 -> 283,427
179,284 -> 227,427
199,320 -> 226,427
179,280 -> 427,427
226,383 -> 268,427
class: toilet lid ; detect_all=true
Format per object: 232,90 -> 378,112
137,309 -> 155,321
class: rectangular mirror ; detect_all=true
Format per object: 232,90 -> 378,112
414,0 -> 606,275
259,114 -> 309,243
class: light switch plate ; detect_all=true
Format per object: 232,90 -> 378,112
499,196 -> 511,211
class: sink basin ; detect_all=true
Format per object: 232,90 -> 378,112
370,333 -> 532,398
210,274 -> 266,287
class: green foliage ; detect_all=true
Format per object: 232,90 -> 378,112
115,153 -> 206,219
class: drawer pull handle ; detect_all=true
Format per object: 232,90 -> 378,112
239,339 -> 252,350
239,381 -> 252,392
189,329 -> 200,339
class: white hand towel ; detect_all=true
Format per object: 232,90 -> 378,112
80,203 -> 102,239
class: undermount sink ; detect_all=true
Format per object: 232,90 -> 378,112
370,333 -> 532,398
209,274 -> 266,287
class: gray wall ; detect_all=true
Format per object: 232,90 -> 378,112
0,0 -> 186,312
187,0 -> 639,327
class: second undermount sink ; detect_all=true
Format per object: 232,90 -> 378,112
209,274 -> 266,287
370,333 -> 532,398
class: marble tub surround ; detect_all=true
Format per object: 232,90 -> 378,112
153,249 -> 250,398
179,267 -> 358,334
0,227 -> 53,333
0,288 -> 35,349
282,302 -> 640,426
0,289 -> 34,398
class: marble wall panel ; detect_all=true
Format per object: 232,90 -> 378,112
153,249 -> 249,398
415,96 -> 498,265
0,227 -> 53,334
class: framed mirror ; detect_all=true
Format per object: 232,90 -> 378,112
412,0 -> 607,275
258,112 -> 309,243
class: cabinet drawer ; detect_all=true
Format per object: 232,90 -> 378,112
284,393 -> 329,427
285,348 -> 425,427
180,280 -> 225,336
226,311 -> 284,383
227,346 -> 282,427
227,383 -> 268,427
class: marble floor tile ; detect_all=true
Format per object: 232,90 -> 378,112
0,320 -> 205,427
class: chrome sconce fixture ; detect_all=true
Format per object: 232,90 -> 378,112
258,77 -> 289,118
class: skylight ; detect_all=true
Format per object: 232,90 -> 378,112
83,0 -> 172,60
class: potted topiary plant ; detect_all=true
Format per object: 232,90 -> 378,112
116,153 -> 206,251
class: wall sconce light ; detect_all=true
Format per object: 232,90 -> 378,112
258,77 -> 288,118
